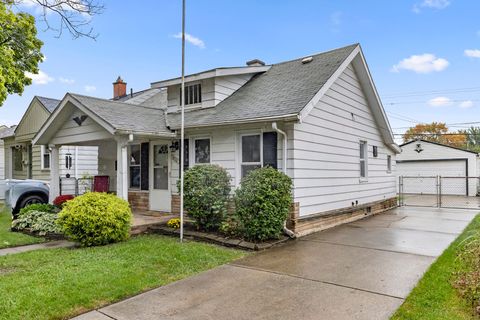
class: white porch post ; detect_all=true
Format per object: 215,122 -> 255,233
49,145 -> 60,203
116,137 -> 129,200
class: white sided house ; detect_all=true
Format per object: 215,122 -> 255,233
398,139 -> 479,196
1,96 -> 98,195
34,44 -> 400,236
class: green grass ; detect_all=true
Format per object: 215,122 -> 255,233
0,204 -> 44,249
391,214 -> 480,320
0,234 -> 246,319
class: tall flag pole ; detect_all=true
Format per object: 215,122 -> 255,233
179,0 -> 186,242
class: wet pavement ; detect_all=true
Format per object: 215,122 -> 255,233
73,206 -> 478,320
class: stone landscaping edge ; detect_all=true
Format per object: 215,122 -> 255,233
147,225 -> 291,251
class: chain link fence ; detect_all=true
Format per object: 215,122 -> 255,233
399,176 -> 480,209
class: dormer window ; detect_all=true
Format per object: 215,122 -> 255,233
180,83 -> 202,105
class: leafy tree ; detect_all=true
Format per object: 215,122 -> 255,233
0,1 -> 43,106
0,0 -> 104,106
463,127 -> 480,152
403,122 -> 467,148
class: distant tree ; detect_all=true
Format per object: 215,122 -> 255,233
403,122 -> 467,148
463,127 -> 480,152
0,0 -> 104,106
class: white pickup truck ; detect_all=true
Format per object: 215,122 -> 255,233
4,179 -> 50,218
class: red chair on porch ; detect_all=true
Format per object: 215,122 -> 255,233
93,175 -> 110,193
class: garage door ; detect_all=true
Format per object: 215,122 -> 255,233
398,160 -> 467,195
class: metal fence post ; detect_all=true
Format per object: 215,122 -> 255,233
398,176 -> 403,206
437,175 -> 442,208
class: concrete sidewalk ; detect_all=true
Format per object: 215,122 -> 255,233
0,240 -> 75,256
73,207 -> 478,320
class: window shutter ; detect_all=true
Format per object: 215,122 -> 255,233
179,139 -> 189,176
263,132 -> 277,169
140,142 -> 149,190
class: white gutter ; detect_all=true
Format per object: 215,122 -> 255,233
272,122 -> 296,238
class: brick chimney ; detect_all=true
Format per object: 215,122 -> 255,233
113,76 -> 127,99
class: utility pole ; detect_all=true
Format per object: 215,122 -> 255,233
179,0 -> 186,242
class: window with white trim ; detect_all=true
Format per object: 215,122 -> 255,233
41,145 -> 50,170
193,138 -> 210,164
180,83 -> 202,106
387,155 -> 392,173
240,132 -> 278,179
129,144 -> 141,188
359,141 -> 368,179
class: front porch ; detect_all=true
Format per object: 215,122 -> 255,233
32,94 -> 179,213
131,210 -> 177,235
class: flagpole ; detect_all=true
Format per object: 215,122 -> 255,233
179,0 -> 186,242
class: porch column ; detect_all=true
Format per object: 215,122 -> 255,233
116,137 -> 129,200
49,145 -> 60,203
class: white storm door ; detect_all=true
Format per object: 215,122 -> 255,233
149,142 -> 171,211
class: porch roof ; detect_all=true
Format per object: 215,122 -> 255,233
69,94 -> 172,135
34,93 -> 174,145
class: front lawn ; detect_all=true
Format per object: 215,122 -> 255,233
0,204 -> 44,249
0,235 -> 246,320
391,214 -> 480,320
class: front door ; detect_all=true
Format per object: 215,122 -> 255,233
149,141 -> 171,211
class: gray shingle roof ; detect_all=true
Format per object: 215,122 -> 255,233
0,125 -> 17,139
167,44 -> 357,128
36,96 -> 61,112
69,94 -> 172,135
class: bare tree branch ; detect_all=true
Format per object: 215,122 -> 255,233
6,0 -> 104,39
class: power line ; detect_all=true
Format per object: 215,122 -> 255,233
381,86 -> 480,99
384,98 -> 480,106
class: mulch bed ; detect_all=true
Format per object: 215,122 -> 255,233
148,222 -> 291,251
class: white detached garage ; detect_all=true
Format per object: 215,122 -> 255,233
397,139 -> 479,196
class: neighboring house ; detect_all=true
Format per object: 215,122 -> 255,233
34,44 -> 400,236
1,96 -> 98,193
397,139 -> 479,196
0,125 -> 8,180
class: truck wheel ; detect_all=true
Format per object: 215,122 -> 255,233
18,195 -> 46,209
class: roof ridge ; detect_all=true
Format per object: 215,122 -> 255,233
68,93 -> 166,113
36,95 -> 61,101
270,43 -> 358,67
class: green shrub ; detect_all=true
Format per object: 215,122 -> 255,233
235,167 -> 292,241
12,211 -> 61,235
453,231 -> 480,315
179,164 -> 231,231
19,203 -> 56,216
219,216 -> 241,238
56,192 -> 132,246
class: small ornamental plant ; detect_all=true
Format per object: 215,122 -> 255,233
235,167 -> 293,241
179,164 -> 231,231
56,192 -> 132,246
167,218 -> 181,229
53,195 -> 75,208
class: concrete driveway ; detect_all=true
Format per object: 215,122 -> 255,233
74,206 -> 478,320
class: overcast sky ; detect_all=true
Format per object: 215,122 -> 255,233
1,0 -> 479,140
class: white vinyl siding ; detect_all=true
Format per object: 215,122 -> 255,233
291,64 -> 397,217
170,123 -> 286,193
0,140 -> 4,180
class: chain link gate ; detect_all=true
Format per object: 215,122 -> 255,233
399,176 -> 480,209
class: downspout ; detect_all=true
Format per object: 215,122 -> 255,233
272,122 -> 296,238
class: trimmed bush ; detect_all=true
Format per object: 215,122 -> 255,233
56,192 -> 132,246
53,195 -> 74,208
179,164 -> 231,230
235,167 -> 293,241
12,210 -> 61,235
19,203 -> 56,216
